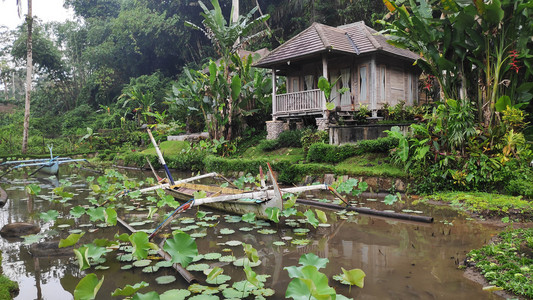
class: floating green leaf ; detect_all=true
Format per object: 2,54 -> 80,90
163,232 -> 198,268
207,267 -> 224,281
22,234 -> 44,245
132,291 -> 159,300
86,207 -> 105,222
244,265 -> 263,289
196,210 -> 206,219
74,247 -> 91,270
111,281 -> 149,297
193,190 -> 206,199
384,194 -> 398,205
303,210 -> 319,228
158,194 -> 179,208
104,207 -> 117,226
74,273 -> 104,300
282,207 -> 298,217
160,289 -> 191,300
130,231 -> 158,260
133,260 -> 152,268
59,232 -> 85,248
315,209 -> 327,223
203,252 -> 222,260
265,207 -> 280,223
186,263 -> 210,271
219,228 -> 235,235
25,183 -> 41,195
70,206 -> 86,218
155,275 -> 176,285
39,210 -> 59,222
299,253 -> 329,270
241,212 -> 256,223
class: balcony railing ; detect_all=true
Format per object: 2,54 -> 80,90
274,89 -> 324,115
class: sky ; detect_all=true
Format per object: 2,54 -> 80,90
0,0 -> 74,30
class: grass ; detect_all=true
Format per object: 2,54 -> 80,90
141,141 -> 189,156
466,228 -> 533,298
425,192 -> 533,220
335,153 -> 406,178
0,252 -> 18,299
241,147 -> 405,178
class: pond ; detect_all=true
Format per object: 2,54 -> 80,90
0,167 -> 505,299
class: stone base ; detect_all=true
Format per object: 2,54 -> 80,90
316,117 -> 328,131
266,120 -> 289,140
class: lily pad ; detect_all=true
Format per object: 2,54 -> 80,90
142,265 -> 160,273
160,289 -> 191,300
190,232 -> 207,238
239,227 -> 254,232
132,259 -> 152,268
203,253 -> 222,260
225,240 -> 242,247
186,263 -> 210,272
291,239 -> 311,246
219,228 -> 235,235
257,229 -> 276,235
155,261 -> 173,268
273,241 -> 286,246
219,255 -> 236,262
155,275 -> 176,285
206,274 -> 231,285
121,264 -> 133,270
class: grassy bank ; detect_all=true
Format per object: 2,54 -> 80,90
0,252 -> 18,299
466,228 -> 533,298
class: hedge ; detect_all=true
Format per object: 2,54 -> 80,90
307,137 -> 398,163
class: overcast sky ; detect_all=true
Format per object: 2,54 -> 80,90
0,0 -> 74,30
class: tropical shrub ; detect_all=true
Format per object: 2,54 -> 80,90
300,129 -> 329,154
307,137 -> 398,163
258,129 -> 304,151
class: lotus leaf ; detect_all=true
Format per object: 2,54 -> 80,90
303,210 -> 319,228
219,228 -> 235,235
265,207 -> 280,223
206,274 -> 231,285
155,275 -> 176,284
70,206 -> 86,218
131,291 -> 159,300
225,240 -> 242,246
285,266 -> 336,300
39,210 -> 59,222
186,263 -> 210,271
160,289 -> 191,300
341,267 -> 366,289
104,207 -> 117,226
241,212 -> 256,223
133,259 -> 152,267
315,209 -> 327,223
242,243 -> 259,263
86,207 -> 105,222
59,232 -> 85,248
299,253 -> 329,270
204,252 -> 222,260
129,231 -> 158,260
74,273 -> 104,300
163,232 -> 198,268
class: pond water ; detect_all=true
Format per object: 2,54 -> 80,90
0,167 -> 505,299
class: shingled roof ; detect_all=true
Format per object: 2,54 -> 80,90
255,21 -> 419,68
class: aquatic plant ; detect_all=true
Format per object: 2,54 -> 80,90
73,273 -> 104,300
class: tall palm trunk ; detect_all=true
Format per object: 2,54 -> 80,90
21,0 -> 32,154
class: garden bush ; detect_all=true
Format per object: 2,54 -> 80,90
300,129 -> 328,154
307,137 -> 398,163
257,129 -> 304,151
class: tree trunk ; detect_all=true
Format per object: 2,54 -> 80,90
21,0 -> 33,154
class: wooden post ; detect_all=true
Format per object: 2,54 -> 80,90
322,54 -> 328,118
272,69 -> 277,120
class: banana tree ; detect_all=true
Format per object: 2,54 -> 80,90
185,0 -> 270,140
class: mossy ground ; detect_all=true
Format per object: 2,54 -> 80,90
422,192 -> 533,221
466,228 -> 533,298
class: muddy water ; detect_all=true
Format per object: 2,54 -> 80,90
0,168 -> 504,299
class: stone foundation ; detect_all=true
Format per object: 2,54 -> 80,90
266,120 -> 289,140
316,118 -> 328,131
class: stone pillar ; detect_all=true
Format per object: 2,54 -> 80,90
266,120 -> 288,140
295,121 -> 304,130
316,117 -> 328,131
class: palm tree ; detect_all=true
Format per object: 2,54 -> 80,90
3,0 -> 32,153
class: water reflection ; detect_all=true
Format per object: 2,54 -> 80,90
0,168 -> 506,299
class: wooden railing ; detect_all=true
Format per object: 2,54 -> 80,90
274,89 -> 324,115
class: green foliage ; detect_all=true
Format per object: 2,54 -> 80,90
59,233 -> 85,248
74,273 -> 104,300
39,210 -> 59,222
307,137 -> 398,163
300,129 -> 329,154
429,192 -> 533,220
163,232 -> 198,268
25,184 -> 41,196
111,282 -> 149,297
258,130 -> 304,151
129,232 -> 158,260
467,228 -> 533,297
0,274 -> 18,300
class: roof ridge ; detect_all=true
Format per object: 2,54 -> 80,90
337,21 -> 365,29
255,23 -> 321,65
361,23 -> 382,50
314,23 -> 332,49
